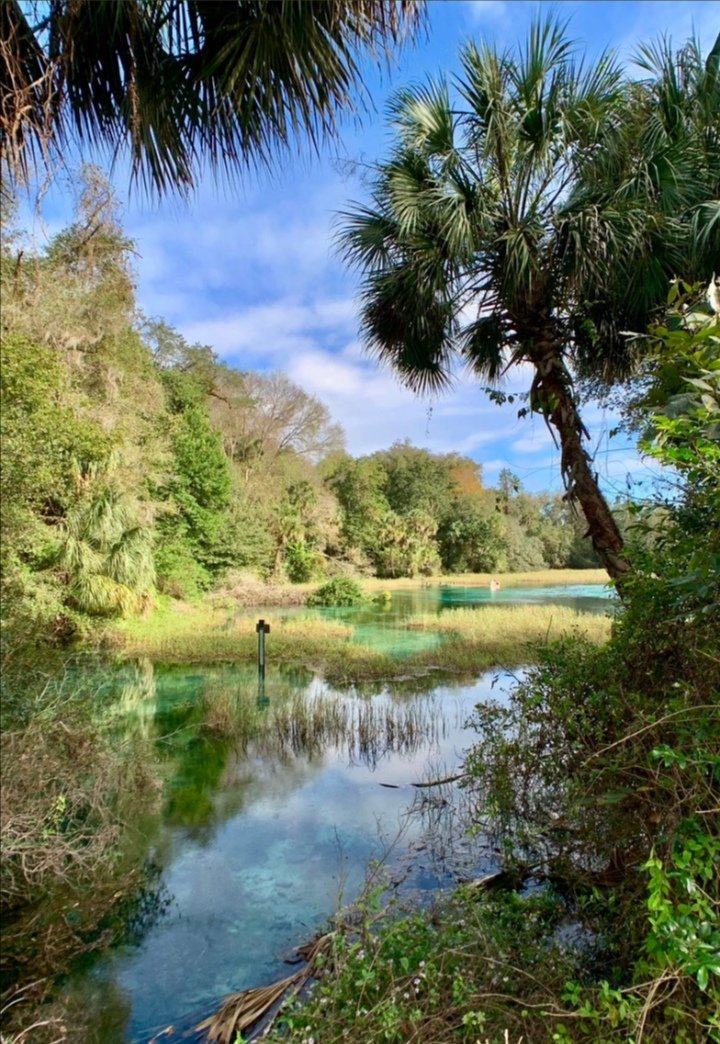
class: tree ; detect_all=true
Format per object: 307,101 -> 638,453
379,440 -> 456,519
2,0 -> 422,195
339,19 -> 719,583
214,371 -> 345,469
55,465 -> 155,617
438,500 -> 504,573
158,395 -> 233,585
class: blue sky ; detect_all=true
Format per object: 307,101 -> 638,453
24,0 -> 720,495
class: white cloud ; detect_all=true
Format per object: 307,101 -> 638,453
179,296 -> 356,362
481,459 -> 511,475
127,177 -> 352,326
512,431 -> 556,454
465,0 -> 509,23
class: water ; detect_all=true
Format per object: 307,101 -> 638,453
288,581 -> 614,656
51,583 -> 612,1041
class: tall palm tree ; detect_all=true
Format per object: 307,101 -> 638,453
339,19 -> 719,582
1,0 -> 423,194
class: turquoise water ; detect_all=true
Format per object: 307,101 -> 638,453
287,581 -> 615,656
58,665 -> 509,1041
53,583 -> 612,1041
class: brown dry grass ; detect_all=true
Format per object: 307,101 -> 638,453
206,568 -> 609,609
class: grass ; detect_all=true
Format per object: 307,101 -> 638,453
202,688 -> 448,766
356,567 -> 609,592
109,591 -> 612,682
406,604 -> 611,643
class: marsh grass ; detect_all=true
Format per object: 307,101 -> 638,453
407,604 -> 612,644
357,567 -> 609,591
201,688 -> 447,767
113,595 -> 611,680
0,674 -> 165,1042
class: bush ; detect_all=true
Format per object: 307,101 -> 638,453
285,541 -> 323,583
154,533 -> 210,600
306,575 -> 367,607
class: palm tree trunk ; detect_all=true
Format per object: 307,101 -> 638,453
525,332 -> 631,585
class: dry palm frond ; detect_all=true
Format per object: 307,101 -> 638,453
195,932 -> 335,1044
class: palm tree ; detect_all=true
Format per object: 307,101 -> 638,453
56,463 -> 155,616
1,0 -> 422,194
339,19 -> 719,583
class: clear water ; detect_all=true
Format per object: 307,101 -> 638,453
286,581 -> 615,657
52,583 -> 612,1041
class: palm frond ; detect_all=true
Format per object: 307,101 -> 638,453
389,77 -> 454,156
337,203 -> 402,271
106,526 -> 155,590
360,265 -> 455,394
340,17 -> 718,401
459,315 -> 507,382
69,572 -> 136,616
1,0 -> 425,195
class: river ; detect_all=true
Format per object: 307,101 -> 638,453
50,582 -> 614,1041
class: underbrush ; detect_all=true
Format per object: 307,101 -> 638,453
306,576 -> 368,607
267,887 -> 581,1044
0,671 -> 162,1041
462,610 -> 720,1041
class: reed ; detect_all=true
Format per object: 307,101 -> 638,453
406,604 -> 612,644
114,599 -> 611,679
200,688 -> 448,767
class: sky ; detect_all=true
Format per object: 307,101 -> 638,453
21,0 -> 720,496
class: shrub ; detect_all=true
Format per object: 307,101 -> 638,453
306,576 -> 366,607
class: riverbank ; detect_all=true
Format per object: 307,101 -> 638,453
208,567 -> 609,606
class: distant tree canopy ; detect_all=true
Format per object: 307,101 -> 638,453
1,0 -> 423,194
1,171 -> 612,645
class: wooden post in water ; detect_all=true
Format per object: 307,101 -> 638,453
256,618 -> 270,680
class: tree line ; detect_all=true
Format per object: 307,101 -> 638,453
1,171 -> 603,645
3,8 -> 717,596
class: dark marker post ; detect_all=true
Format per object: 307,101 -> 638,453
256,618 -> 270,680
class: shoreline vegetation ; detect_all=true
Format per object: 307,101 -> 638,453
207,567 -> 609,605
111,569 -> 612,678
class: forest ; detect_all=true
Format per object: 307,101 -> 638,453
1,4 -> 718,1044
1,170 -> 603,649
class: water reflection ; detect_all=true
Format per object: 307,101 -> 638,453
59,662 -> 514,1043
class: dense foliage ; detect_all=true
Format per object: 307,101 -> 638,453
0,174 -> 602,649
